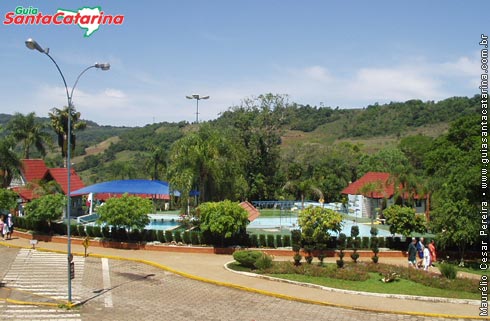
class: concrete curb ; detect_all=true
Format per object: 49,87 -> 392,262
0,242 -> 485,320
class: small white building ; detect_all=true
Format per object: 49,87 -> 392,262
341,172 -> 427,220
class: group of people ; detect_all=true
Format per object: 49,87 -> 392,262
0,213 -> 14,240
407,237 -> 437,271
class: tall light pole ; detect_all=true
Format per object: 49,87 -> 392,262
186,94 -> 209,124
25,38 -> 109,304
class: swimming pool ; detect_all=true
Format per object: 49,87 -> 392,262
247,216 -> 391,237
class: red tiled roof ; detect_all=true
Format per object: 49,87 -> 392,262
48,168 -> 86,194
21,159 -> 49,182
341,172 -> 426,200
11,186 -> 40,201
341,172 -> 394,199
240,201 -> 261,222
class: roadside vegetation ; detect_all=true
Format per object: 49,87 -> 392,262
230,250 -> 480,300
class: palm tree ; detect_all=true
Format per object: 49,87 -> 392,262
6,112 -> 52,159
283,178 -> 323,210
0,136 -> 22,188
49,106 -> 86,167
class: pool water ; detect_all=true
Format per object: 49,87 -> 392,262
247,216 -> 391,237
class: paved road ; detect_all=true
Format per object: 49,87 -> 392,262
0,247 -> 478,321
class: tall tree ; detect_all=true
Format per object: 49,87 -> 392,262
0,136 -> 22,188
168,124 -> 246,203
49,106 -> 87,167
218,94 -> 285,200
425,115 -> 481,262
6,112 -> 51,159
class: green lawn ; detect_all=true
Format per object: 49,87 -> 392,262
271,273 -> 479,300
228,261 -> 480,300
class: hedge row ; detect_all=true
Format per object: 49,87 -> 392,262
13,216 -> 421,250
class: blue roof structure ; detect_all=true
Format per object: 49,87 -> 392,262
70,179 -> 179,197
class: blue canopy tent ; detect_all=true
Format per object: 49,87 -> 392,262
71,179 -> 179,198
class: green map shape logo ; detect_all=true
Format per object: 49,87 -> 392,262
57,6 -> 103,37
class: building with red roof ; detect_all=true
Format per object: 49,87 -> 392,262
9,159 -> 86,216
341,171 -> 427,220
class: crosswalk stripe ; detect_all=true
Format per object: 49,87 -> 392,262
1,249 -> 85,320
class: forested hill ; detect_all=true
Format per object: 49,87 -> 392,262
0,95 -> 479,184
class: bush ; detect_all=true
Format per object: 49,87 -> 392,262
70,224 -> 79,237
233,250 -> 263,268
275,234 -> 283,248
101,226 -> 110,239
283,235 -> 291,247
157,230 -> 165,243
267,234 -> 275,248
165,230 -> 174,243
361,237 -> 370,249
259,234 -> 266,247
255,253 -> 273,270
250,234 -> 259,247
190,231 -> 200,245
92,225 -> 103,238
174,231 -> 182,243
439,263 -> 457,279
85,225 -> 95,237
182,231 -> 191,244
77,225 -> 86,237
378,237 -> 386,248
147,229 -> 158,242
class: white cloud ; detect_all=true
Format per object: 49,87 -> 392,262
20,55 -> 480,126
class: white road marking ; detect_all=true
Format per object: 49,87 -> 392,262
101,257 -> 113,308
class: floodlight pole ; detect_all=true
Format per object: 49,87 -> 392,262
186,94 -> 210,124
25,38 -> 109,304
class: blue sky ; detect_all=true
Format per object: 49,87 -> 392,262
0,0 -> 488,126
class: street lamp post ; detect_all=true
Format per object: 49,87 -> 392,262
25,38 -> 109,303
185,94 -> 209,124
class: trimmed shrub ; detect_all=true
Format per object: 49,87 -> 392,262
165,230 -> 174,243
70,224 -> 79,237
182,231 -> 191,244
378,237 -> 386,248
267,234 -> 276,248
233,250 -> 263,268
255,253 -> 273,270
85,225 -> 95,237
259,234 -> 266,248
92,225 -> 103,238
128,229 -> 141,242
361,237 -> 370,249
190,231 -> 200,245
283,234 -> 291,247
173,231 -> 182,243
250,234 -> 259,247
101,226 -> 110,239
439,263 -> 457,279
157,230 -> 165,243
77,225 -> 86,237
275,234 -> 283,248
147,229 -> 158,242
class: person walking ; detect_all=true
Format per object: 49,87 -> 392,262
0,215 -> 5,240
423,246 -> 431,271
428,239 -> 437,266
1,215 -> 8,240
6,213 -> 13,240
416,237 -> 425,268
407,237 -> 417,268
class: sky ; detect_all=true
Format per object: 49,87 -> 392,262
0,0 -> 488,127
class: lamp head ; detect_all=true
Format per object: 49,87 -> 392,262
25,38 -> 46,53
95,63 -> 110,71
